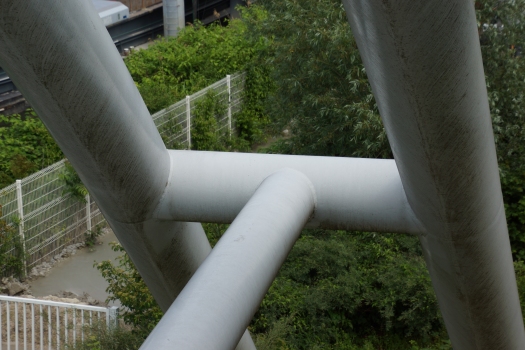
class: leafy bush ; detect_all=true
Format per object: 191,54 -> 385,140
251,231 -> 445,349
95,243 -> 163,339
67,321 -> 145,350
190,91 -> 229,151
124,14 -> 273,148
0,110 -> 63,188
0,206 -> 25,277
190,91 -> 251,152
245,0 -> 389,158
125,19 -> 267,113
85,225 -> 103,251
476,0 -> 525,259
60,162 -> 88,202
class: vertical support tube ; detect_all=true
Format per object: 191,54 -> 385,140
108,307 -> 119,329
142,169 -> 316,349
15,180 -> 26,275
192,0 -> 198,22
343,1 -> 525,348
85,194 -> 91,234
186,95 -> 192,149
227,74 -> 232,137
163,0 -> 185,38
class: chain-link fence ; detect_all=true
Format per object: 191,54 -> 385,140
0,73 -> 246,276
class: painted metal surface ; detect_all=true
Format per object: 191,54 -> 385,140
143,169 -> 316,349
0,0 -> 523,348
342,0 -> 525,348
163,0 -> 185,37
0,295 -> 118,349
155,150 -> 423,234
0,1 -> 255,348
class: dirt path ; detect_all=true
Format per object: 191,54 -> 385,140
29,232 -> 121,306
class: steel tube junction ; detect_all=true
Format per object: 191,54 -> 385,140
142,169 -> 316,349
155,150 -> 423,234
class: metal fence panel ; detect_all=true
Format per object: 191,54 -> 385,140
0,295 -> 118,349
0,73 -> 246,275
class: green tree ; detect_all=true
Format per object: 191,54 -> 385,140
0,206 -> 25,277
0,110 -> 63,187
126,19 -> 266,114
246,0 -> 389,158
476,0 -> 525,259
95,242 -> 163,339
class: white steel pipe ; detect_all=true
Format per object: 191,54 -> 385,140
0,1 -> 255,348
154,150 -> 424,234
164,0 -> 185,37
142,169 -> 316,349
343,0 -> 525,348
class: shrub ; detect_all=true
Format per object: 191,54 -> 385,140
95,243 -> 163,339
0,206 -> 25,277
0,110 -> 63,188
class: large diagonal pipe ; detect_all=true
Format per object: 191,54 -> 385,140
0,1 -> 255,348
343,1 -> 525,348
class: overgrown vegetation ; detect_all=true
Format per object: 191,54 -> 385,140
476,0 -> 525,259
85,225 -> 103,251
60,162 -> 88,202
0,110 -> 63,188
0,206 -> 25,277
96,243 -> 163,340
245,0 -> 389,158
67,321 -> 145,350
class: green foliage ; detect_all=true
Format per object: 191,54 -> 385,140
85,225 -> 103,250
126,20 -> 261,113
246,1 -> 389,158
95,242 -> 163,339
125,14 -> 273,148
0,206 -> 25,277
515,261 -> 525,319
189,91 -> 250,152
191,91 -> 229,151
251,231 -> 445,349
60,162 -> 88,202
476,0 -> 525,259
0,111 -> 63,188
67,322 -> 145,350
202,223 -> 229,247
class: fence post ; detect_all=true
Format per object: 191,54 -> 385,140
108,306 -> 119,329
85,193 -> 92,233
15,180 -> 27,275
227,74 -> 232,137
186,95 -> 191,150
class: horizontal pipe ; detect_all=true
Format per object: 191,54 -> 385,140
343,0 -> 525,348
142,169 -> 316,349
154,150 -> 424,234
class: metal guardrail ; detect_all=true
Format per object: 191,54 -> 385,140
0,295 -> 118,350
